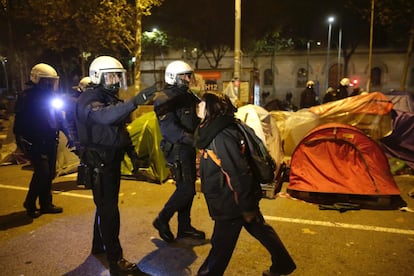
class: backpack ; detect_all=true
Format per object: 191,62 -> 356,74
236,121 -> 277,184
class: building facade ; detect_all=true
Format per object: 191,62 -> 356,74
139,47 -> 414,108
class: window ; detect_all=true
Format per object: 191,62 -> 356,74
263,69 -> 273,86
297,68 -> 307,87
371,67 -> 381,86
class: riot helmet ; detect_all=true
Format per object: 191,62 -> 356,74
340,78 -> 350,87
78,76 -> 91,92
30,63 -> 59,91
89,56 -> 127,93
306,80 -> 315,88
165,60 -> 193,88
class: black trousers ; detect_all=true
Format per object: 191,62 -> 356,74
90,151 -> 123,264
198,213 -> 296,276
158,145 -> 197,233
24,141 -> 57,210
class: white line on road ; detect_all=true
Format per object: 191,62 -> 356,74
2,183 -> 413,235
264,215 -> 414,235
0,183 -> 93,199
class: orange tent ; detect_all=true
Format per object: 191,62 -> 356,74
287,123 -> 405,209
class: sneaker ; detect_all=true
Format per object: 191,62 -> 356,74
40,204 -> 63,214
153,218 -> 175,242
23,202 -> 41,218
177,227 -> 206,240
109,258 -> 149,275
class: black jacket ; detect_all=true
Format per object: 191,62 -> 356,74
75,86 -> 136,149
300,87 -> 318,108
14,85 -> 69,144
196,116 -> 262,221
154,85 -> 200,144
154,85 -> 200,162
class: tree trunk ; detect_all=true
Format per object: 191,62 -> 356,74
132,7 -> 143,120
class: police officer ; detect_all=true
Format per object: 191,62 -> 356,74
152,60 -> 205,243
337,77 -> 351,99
14,63 -> 74,218
75,56 -> 155,275
300,80 -> 318,109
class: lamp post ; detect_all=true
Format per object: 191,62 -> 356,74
306,41 -> 311,79
234,0 -> 241,80
306,41 -> 321,79
325,16 -> 335,91
337,28 -> 342,85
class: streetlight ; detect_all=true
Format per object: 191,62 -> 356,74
234,0 -> 241,80
325,16 -> 335,91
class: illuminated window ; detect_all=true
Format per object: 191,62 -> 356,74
297,68 -> 307,87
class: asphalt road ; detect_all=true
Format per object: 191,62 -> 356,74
0,164 -> 414,276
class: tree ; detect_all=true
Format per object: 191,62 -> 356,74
144,0 -> 234,69
345,0 -> 414,90
0,0 -> 163,92
142,28 -> 169,82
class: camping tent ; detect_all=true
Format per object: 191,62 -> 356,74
121,110 -> 170,183
379,91 -> 414,170
235,104 -> 284,169
0,116 -> 79,176
380,111 -> 414,170
287,123 -> 405,209
384,90 -> 414,113
270,92 -> 394,157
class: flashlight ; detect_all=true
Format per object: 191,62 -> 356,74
51,97 -> 64,109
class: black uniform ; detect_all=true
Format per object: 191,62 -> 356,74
337,84 -> 349,99
63,88 -> 84,153
153,85 -> 201,236
75,86 -> 137,264
14,84 -> 71,215
300,87 -> 318,108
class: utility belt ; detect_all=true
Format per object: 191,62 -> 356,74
77,145 -> 122,189
161,141 -> 193,182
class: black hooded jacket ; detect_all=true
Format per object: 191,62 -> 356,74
196,115 -> 262,221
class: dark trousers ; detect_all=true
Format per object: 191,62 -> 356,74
198,213 -> 296,276
25,142 -> 57,209
91,155 -> 123,264
158,145 -> 196,232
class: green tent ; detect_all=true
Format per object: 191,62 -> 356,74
121,111 -> 170,183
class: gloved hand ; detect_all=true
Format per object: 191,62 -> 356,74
133,83 -> 159,106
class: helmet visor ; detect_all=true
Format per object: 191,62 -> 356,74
176,72 -> 192,88
38,77 -> 59,92
102,71 -> 127,91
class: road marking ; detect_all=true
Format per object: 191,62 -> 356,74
264,216 -> 414,235
2,183 -> 413,235
0,183 -> 93,199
